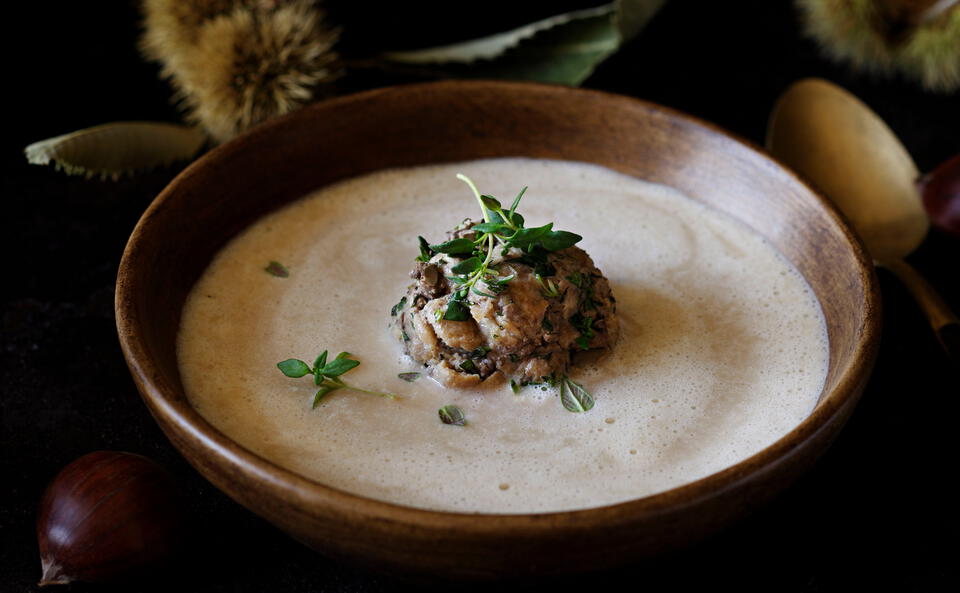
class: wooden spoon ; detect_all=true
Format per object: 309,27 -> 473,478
767,77 -> 958,362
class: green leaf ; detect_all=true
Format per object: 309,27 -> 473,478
381,5 -> 614,65
391,296 -> 407,316
451,257 -> 482,274
540,230 -> 582,251
417,236 -> 434,261
438,405 -> 467,426
507,223 -> 553,250
459,359 -> 479,374
379,1 -> 664,87
320,356 -> 360,377
277,359 -> 311,378
510,379 -> 521,394
480,195 -> 502,211
442,299 -> 472,321
430,238 -> 476,255
490,210 -> 525,228
471,222 -> 510,234
508,187 -> 528,219
398,372 -> 421,382
313,383 -> 340,408
471,286 -> 498,298
264,261 -> 289,278
313,351 -> 329,369
24,121 -> 207,179
561,378 -> 595,412
470,346 -> 492,358
511,248 -> 556,277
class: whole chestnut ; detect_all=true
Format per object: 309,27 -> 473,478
37,451 -> 188,586
919,153 -> 960,236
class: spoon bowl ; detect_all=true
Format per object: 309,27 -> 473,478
766,78 -> 928,262
768,77 -> 958,362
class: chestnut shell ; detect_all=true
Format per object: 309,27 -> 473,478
37,451 -> 187,585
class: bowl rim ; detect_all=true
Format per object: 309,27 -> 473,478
116,79 -> 881,533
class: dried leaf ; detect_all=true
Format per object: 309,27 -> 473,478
379,0 -> 667,86
24,122 -> 207,180
381,5 -> 614,64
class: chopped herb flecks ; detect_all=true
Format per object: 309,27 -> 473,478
438,405 -> 466,426
265,261 -> 289,278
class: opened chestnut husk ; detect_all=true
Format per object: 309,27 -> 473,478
37,450 -> 188,586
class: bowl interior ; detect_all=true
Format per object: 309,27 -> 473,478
116,81 -> 879,575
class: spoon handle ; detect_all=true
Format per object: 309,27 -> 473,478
883,258 -> 960,364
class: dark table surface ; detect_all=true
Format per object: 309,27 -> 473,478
3,1 -> 958,591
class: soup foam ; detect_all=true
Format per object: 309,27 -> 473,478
177,158 -> 829,513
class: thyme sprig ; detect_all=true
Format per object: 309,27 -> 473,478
278,351 -> 398,408
427,174 -> 583,321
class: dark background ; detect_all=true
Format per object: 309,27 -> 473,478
3,1 -> 958,591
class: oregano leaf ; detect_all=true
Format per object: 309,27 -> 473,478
438,405 -> 467,426
277,359 -> 311,378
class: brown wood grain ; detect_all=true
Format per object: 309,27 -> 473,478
115,81 -> 881,579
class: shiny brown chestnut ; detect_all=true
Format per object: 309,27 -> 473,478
37,451 -> 187,586
919,153 -> 960,236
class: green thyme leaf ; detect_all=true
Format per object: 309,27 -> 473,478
321,355 -> 361,377
480,195 -> 502,211
540,230 -> 582,251
277,359 -> 311,378
508,186 -> 527,219
510,379 -> 521,394
459,359 -> 479,374
398,372 -> 421,382
560,377 -> 595,413
471,222 -> 510,234
391,296 -> 407,316
313,351 -> 329,369
470,346 -> 492,358
438,405 -> 467,426
506,223 -> 554,250
313,383 -> 340,408
491,209 -> 525,228
452,257 -> 482,274
416,236 -> 434,262
430,238 -> 475,255
265,261 -> 289,278
443,299 -> 472,321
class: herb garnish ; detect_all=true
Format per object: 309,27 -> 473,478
277,351 -> 398,408
397,372 -> 421,382
427,174 -> 582,321
509,375 -> 595,412
265,261 -> 289,278
559,376 -> 595,413
571,313 -> 596,350
438,405 -> 466,426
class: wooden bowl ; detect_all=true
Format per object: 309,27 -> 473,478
115,81 -> 880,579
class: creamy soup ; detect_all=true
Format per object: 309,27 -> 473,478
178,158 -> 829,514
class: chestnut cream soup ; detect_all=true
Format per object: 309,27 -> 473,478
177,158 -> 828,513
